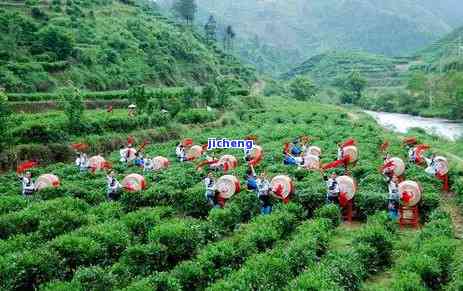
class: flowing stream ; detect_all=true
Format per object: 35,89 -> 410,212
364,110 -> 463,141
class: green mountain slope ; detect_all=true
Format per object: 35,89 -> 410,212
0,0 -> 255,93
173,0 -> 463,75
282,50 -> 411,88
413,25 -> 463,72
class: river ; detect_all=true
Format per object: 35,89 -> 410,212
364,110 -> 463,141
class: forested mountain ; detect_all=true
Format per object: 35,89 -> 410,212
0,0 -> 255,93
172,0 -> 463,75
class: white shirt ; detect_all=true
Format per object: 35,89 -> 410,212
424,158 -> 438,175
388,181 -> 399,200
176,145 -> 185,158
256,178 -> 271,197
107,175 -> 121,192
75,154 -> 89,168
204,177 -> 215,197
326,178 -> 340,195
144,159 -> 154,171
21,176 -> 35,194
408,148 -> 416,161
337,147 -> 343,160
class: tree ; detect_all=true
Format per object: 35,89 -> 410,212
340,71 -> 367,104
37,25 -> 75,60
289,76 -> 318,101
223,25 -> 236,51
172,0 -> 197,25
128,85 -> 148,113
183,86 -> 196,107
60,84 -> 84,131
204,15 -> 217,42
215,75 -> 240,107
202,83 -> 218,105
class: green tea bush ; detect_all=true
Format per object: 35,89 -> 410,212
148,218 -> 208,263
122,206 -> 176,242
209,218 -> 332,291
288,212 -> 393,290
390,209 -> 456,289
0,248 -> 64,290
176,109 -> 216,124
314,204 -> 341,227
134,204 -> 303,290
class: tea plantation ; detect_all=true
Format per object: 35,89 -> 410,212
0,96 -> 462,290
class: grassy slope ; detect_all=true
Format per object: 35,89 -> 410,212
0,0 -> 254,93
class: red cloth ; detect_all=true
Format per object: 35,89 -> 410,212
341,139 -> 356,148
380,161 -> 395,172
415,144 -> 430,164
403,137 -> 417,145
273,184 -> 290,204
436,173 -> 449,192
182,138 -> 193,147
402,191 -> 412,204
201,144 -> 209,151
127,136 -> 135,146
339,192 -> 349,208
52,180 -> 60,187
223,162 -> 229,173
322,156 -> 351,170
71,143 -> 88,151
283,143 -> 291,154
17,160 -> 38,174
380,140 -> 389,152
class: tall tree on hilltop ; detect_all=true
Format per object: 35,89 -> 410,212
204,15 -> 217,42
223,25 -> 236,51
172,0 -> 197,25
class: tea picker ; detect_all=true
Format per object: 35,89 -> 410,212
323,171 -> 341,205
120,137 -> 138,165
387,175 -> 400,220
398,180 -> 422,228
106,170 -> 122,201
72,143 -> 90,173
176,142 -> 187,162
17,160 -> 38,197
214,174 -> 241,208
245,164 -> 257,191
18,171 -> 36,197
256,172 -> 273,214
203,172 -> 218,207
424,154 -> 450,192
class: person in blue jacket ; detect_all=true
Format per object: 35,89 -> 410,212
246,165 -> 257,191
291,138 -> 302,156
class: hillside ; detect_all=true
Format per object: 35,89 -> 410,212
0,0 -> 255,93
282,51 -> 412,88
412,25 -> 463,72
162,0 -> 463,75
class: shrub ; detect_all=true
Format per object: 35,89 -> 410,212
176,109 -> 216,124
118,243 -> 168,276
122,206 -> 176,242
72,266 -> 117,291
352,223 -> 393,273
209,219 -> 332,291
0,248 -> 64,290
314,204 -> 341,227
148,218 -> 208,263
